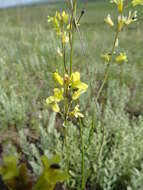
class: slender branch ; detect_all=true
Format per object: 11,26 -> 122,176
95,30 -> 119,102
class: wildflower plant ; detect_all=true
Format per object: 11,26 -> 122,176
98,0 -> 142,101
46,5 -> 88,121
45,0 -> 143,189
46,2 -> 88,189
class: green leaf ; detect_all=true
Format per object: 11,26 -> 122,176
0,156 -> 19,181
34,155 -> 69,190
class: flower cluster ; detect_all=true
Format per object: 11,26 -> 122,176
132,0 -> 143,6
102,0 -> 142,64
48,11 -> 70,45
46,71 -> 88,118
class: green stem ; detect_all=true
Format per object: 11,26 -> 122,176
96,30 -> 119,102
69,0 -> 77,75
62,43 -> 68,74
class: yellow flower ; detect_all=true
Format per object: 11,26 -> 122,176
101,53 -> 111,62
70,105 -> 84,118
53,88 -> 64,102
53,16 -> 59,29
56,11 -> 61,21
46,88 -> 63,113
70,72 -> 88,100
115,52 -> 128,62
104,14 -> 114,27
115,38 -> 119,47
132,0 -> 143,6
125,11 -> 137,25
53,72 -> 63,86
62,11 -> 69,23
46,96 -> 60,113
72,90 -> 82,100
71,72 -> 80,87
48,16 -> 53,23
57,47 -> 63,57
62,32 -> 69,44
110,0 -> 124,13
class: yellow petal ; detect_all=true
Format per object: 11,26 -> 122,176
78,112 -> 84,118
132,0 -> 143,6
71,72 -> 80,84
53,88 -> 64,102
62,32 -> 69,44
70,105 -> 84,118
115,53 -> 128,62
118,0 -> 123,13
101,53 -> 111,62
72,90 -> 82,100
62,11 -> 69,23
51,102 -> 60,113
53,72 -> 63,86
46,96 -> 55,104
56,11 -> 61,21
57,47 -> 63,57
104,14 -> 114,27
75,82 -> 88,92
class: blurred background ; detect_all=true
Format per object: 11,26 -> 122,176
0,0 -> 62,8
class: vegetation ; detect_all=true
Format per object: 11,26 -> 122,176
0,0 -> 143,189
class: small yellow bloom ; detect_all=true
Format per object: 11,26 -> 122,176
48,16 -> 53,23
70,105 -> 84,118
46,96 -> 60,113
110,0 -> 124,13
46,88 -> 63,113
104,14 -> 114,27
67,24 -> 71,30
132,0 -> 143,6
115,38 -> 119,48
72,90 -> 82,100
53,88 -> 64,102
125,11 -> 137,25
71,72 -> 88,89
62,11 -> 69,23
101,53 -> 111,62
115,52 -> 128,62
118,0 -> 123,12
53,72 -> 63,86
53,16 -> 59,29
51,102 -> 60,113
56,11 -> 61,21
71,72 -> 80,86
70,72 -> 88,100
57,47 -> 63,57
62,32 -> 69,44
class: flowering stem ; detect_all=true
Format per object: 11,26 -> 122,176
95,30 -> 119,102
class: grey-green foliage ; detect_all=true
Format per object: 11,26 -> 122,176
19,80 -> 143,189
19,130 -> 42,174
0,86 -> 27,129
128,164 -> 143,190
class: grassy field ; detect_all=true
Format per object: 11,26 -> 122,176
0,1 -> 143,189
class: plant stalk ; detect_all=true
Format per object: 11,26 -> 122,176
96,30 -> 119,102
